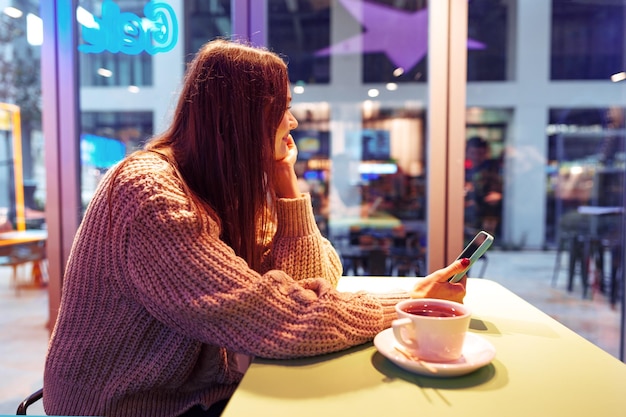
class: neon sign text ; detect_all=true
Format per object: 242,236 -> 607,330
79,0 -> 178,55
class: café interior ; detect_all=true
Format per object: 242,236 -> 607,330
1,0 -> 626,415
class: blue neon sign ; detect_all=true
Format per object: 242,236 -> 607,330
79,0 -> 178,55
80,134 -> 126,168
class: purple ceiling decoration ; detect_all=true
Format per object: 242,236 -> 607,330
315,0 -> 485,71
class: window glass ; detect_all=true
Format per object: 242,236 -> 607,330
268,0 -> 330,84
0,0 -> 43,231
64,0 -> 624,360
466,0 -> 624,359
185,0 -> 231,59
360,0 -> 427,84
77,0 -> 154,87
551,0 -> 624,80
80,52 -> 153,87
79,111 -> 153,203
268,0 -> 429,276
77,0 -> 184,210
464,108 -> 511,241
467,0 -> 509,81
547,107 -> 625,245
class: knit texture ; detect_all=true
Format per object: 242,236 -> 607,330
43,152 -> 408,417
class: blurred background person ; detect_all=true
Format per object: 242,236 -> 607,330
464,136 -> 503,238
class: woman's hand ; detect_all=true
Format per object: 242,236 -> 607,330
273,137 -> 301,198
409,258 -> 470,304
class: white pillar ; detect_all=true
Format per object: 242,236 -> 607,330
505,0 -> 552,248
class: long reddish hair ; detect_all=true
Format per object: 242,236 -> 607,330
116,39 -> 289,271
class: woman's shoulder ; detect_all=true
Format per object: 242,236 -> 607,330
109,151 -> 183,195
121,150 -> 174,172
115,151 -> 174,177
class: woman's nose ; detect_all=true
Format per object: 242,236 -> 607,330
289,114 -> 299,130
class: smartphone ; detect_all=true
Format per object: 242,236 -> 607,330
448,231 -> 494,283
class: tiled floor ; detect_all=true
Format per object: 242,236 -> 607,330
0,266 -> 48,416
0,249 -> 622,415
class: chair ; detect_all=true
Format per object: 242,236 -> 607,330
16,388 -> 43,415
365,247 -> 389,276
0,240 -> 48,293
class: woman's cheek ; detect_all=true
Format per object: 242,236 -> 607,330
275,142 -> 288,160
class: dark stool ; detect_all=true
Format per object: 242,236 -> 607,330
552,231 -> 574,287
567,235 -> 604,298
567,234 -> 622,301
602,239 -> 623,307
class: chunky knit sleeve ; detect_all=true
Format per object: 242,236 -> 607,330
114,156 -> 403,359
264,194 -> 343,286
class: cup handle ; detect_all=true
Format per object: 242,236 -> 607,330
392,317 -> 418,350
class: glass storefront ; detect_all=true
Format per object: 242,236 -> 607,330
3,0 -> 623,359
267,0 -> 436,277
0,0 -> 43,231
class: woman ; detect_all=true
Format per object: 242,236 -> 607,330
44,39 -> 468,417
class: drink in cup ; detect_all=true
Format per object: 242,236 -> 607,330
392,298 -> 471,362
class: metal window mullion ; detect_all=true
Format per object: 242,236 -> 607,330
446,0 -> 469,263
232,0 -> 249,41
427,0 -> 451,271
427,0 -> 468,271
41,0 -> 81,330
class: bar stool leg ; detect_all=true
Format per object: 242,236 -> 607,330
581,237 -> 591,299
568,236 -> 583,292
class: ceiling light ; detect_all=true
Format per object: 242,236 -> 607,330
393,67 -> 405,77
4,7 -> 23,18
97,68 -> 113,77
610,72 -> 626,82
367,89 -> 380,98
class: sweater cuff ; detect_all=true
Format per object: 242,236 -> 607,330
373,291 -> 410,328
275,193 -> 318,238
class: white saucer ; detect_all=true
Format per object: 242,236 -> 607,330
373,328 -> 496,377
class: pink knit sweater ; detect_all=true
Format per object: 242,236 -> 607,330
43,152 -> 407,417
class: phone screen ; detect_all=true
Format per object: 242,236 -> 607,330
449,231 -> 494,282
459,241 -> 481,259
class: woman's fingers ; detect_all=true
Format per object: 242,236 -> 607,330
409,258 -> 470,303
432,258 -> 471,283
273,139 -> 301,198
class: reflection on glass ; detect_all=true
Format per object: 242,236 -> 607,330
548,108 -> 625,242
464,108 -> 511,242
551,0 -> 625,80
184,0 -> 231,58
467,0 -> 508,81
77,0 -> 155,87
79,111 -> 152,207
547,108 -> 624,306
268,0 -> 330,84
0,1 -> 43,231
289,100 -> 427,277
272,1 -> 517,279
77,0 -> 234,211
37,0 -> 625,360
269,0 -> 431,277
